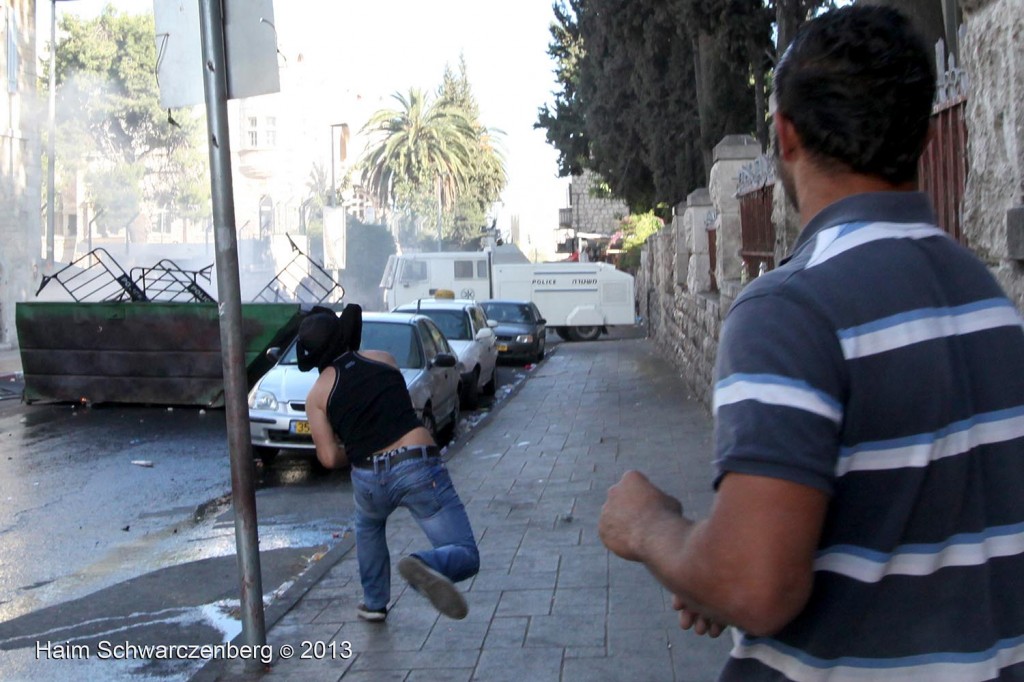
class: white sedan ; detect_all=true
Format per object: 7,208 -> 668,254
393,298 -> 499,409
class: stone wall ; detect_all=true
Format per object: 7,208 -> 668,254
639,2 -> 1024,408
960,0 -> 1024,309
637,136 -> 761,408
0,0 -> 40,349
568,169 -> 630,236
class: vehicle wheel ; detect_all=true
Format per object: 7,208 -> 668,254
421,406 -> 438,440
567,325 -> 602,342
482,366 -> 497,396
555,327 -> 572,341
253,446 -> 278,466
462,369 -> 480,410
535,343 -> 545,362
440,393 -> 460,447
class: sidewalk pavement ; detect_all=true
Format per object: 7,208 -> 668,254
209,335 -> 733,682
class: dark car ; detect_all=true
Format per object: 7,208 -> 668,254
480,300 -> 547,364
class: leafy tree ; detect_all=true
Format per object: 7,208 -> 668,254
535,0 -> 589,177
50,7 -> 208,235
619,211 -> 665,271
359,88 -> 477,235
537,0 -> 831,214
436,58 -> 508,247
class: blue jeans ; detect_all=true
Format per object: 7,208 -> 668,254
350,457 -> 479,611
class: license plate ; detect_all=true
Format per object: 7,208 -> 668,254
291,420 -> 311,435
497,343 -> 509,352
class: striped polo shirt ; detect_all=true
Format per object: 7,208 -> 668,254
712,192 -> 1024,681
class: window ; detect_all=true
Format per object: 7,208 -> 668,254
417,321 -> 438,363
422,309 -> 470,341
426,321 -> 451,355
399,260 -> 427,283
469,307 -> 488,333
248,130 -> 258,147
454,260 -> 474,279
264,116 -> 277,147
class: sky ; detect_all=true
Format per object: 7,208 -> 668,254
41,0 -> 570,257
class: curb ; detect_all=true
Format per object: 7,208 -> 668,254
190,535 -> 356,681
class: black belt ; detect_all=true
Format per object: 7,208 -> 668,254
352,444 -> 441,471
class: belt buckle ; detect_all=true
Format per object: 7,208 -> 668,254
372,446 -> 404,473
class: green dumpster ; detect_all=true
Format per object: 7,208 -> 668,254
15,301 -> 304,407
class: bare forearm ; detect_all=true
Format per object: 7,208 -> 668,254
636,502 -> 817,635
315,441 -> 348,469
634,512 -> 728,621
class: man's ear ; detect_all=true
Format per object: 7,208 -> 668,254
774,112 -> 801,163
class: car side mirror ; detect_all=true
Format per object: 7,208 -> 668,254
475,327 -> 494,341
487,319 -> 498,328
538,319 -> 547,325
266,346 -> 282,361
433,353 -> 458,369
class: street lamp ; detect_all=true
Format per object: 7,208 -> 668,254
328,123 -> 348,207
45,0 -> 79,270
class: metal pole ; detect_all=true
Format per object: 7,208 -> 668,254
329,125 -> 336,207
46,0 -> 57,269
197,0 -> 266,660
436,174 -> 442,251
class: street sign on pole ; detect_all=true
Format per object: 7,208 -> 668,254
193,0 -> 280,666
154,0 -> 280,109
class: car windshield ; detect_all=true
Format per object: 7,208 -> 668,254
482,303 -> 532,324
418,309 -> 471,341
278,320 -> 423,369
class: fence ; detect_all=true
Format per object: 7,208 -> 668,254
919,36 -> 969,244
736,155 -> 776,279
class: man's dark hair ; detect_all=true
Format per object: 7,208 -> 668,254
773,5 -> 936,184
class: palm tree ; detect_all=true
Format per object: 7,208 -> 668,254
359,89 -> 478,222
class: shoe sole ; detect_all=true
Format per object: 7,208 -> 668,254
356,608 -> 387,622
398,556 -> 468,620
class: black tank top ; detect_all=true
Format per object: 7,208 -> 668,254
325,352 -> 423,464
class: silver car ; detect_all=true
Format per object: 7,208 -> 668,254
248,312 -> 462,464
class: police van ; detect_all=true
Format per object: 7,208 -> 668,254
379,247 -> 636,341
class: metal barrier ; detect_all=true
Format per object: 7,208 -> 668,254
251,234 -> 344,304
36,247 -> 148,302
130,260 -> 216,303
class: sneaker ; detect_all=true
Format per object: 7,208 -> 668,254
356,603 -> 387,622
397,555 -> 468,620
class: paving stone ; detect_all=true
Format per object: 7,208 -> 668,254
473,647 -> 564,682
551,586 -> 607,615
345,647 -> 479,672
525,613 -> 605,648
495,588 -> 554,617
483,616 -> 529,649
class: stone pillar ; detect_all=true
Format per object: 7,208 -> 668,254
682,189 -> 714,293
960,0 -> 1024,309
709,135 -> 761,288
672,201 -> 688,286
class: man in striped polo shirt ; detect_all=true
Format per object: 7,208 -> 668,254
599,5 -> 1024,681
